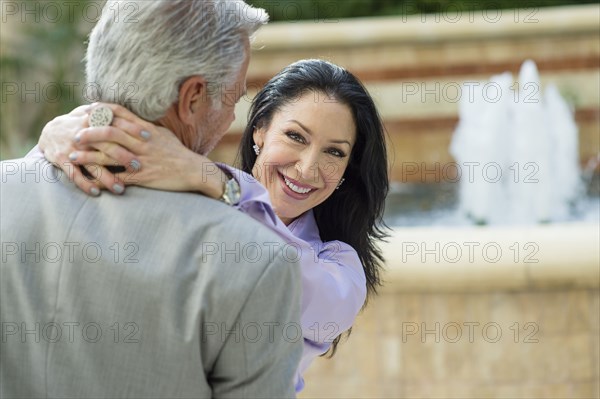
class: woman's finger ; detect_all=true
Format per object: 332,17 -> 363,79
71,104 -> 94,117
67,149 -> 117,168
76,116 -> 149,148
88,103 -> 153,140
70,145 -> 140,174
53,153 -> 101,197
73,126 -> 144,171
112,116 -> 151,141
90,142 -> 140,171
83,164 -> 125,195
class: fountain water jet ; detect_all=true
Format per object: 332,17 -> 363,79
450,60 -> 583,225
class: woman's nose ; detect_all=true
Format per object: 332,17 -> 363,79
295,152 -> 322,184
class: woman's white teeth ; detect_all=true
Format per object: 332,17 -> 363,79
284,176 -> 312,194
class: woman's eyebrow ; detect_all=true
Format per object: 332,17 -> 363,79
289,119 -> 352,146
289,119 -> 313,135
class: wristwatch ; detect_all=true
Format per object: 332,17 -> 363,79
219,174 -> 241,206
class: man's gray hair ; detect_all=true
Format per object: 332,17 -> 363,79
86,0 -> 268,121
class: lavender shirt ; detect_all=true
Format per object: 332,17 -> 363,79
220,165 -> 367,392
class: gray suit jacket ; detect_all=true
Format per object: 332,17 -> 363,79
0,158 -> 302,398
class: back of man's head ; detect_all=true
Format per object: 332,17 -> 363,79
86,0 -> 268,121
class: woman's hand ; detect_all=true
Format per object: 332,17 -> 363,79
39,104 -> 141,195
40,103 -> 228,198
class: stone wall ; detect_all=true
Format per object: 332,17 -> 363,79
300,288 -> 599,398
299,223 -> 600,398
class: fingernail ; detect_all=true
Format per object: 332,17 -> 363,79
129,159 -> 141,171
68,152 -> 77,161
90,187 -> 100,196
113,184 -> 124,194
74,133 -> 81,143
140,130 -> 151,140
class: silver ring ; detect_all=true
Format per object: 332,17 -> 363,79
89,106 -> 114,127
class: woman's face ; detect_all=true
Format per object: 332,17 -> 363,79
252,91 -> 356,225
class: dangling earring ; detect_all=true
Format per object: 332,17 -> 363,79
336,177 -> 345,190
253,144 -> 260,155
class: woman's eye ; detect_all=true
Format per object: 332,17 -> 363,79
327,148 -> 346,158
286,131 -> 305,143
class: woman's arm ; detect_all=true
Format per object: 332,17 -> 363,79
294,237 -> 367,391
36,103 -> 230,199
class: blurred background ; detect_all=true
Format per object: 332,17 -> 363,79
1,1 -> 599,398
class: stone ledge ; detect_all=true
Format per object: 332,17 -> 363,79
253,5 -> 600,50
381,222 -> 600,292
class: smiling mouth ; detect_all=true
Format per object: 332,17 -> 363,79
282,174 -> 315,195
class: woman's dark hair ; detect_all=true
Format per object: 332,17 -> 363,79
237,59 -> 389,355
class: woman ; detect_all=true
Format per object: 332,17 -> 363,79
36,59 -> 389,390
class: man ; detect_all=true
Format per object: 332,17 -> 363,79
0,1 -> 302,398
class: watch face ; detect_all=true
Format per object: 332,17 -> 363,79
225,178 -> 241,205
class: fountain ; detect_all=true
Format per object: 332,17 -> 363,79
450,60 -> 584,225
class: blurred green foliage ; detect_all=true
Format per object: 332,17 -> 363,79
247,0 -> 600,21
1,1 -> 89,159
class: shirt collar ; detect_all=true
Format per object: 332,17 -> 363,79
287,209 -> 322,244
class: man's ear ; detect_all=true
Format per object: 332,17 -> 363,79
177,75 -> 209,126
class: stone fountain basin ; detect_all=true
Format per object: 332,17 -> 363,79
301,220 -> 599,397
381,222 -> 599,292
